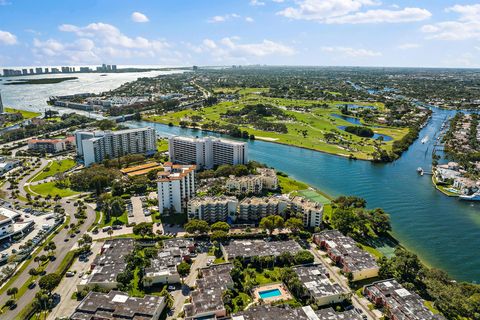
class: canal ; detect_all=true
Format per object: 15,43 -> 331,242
128,107 -> 480,283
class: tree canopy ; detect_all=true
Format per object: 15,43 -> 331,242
39,273 -> 61,293
259,215 -> 284,235
133,222 -> 154,238
184,219 -> 210,234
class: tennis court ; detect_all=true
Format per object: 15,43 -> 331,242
298,189 -> 331,205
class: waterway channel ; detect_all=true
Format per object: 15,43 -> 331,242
128,107 -> 480,283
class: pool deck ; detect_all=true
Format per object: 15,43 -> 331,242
252,283 -> 292,304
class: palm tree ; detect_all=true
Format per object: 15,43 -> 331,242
107,229 -> 114,239
6,287 -> 18,299
109,197 -> 125,224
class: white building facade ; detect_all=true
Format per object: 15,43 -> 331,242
168,136 -> 248,170
187,196 -> 238,223
157,163 -> 196,214
75,127 -> 157,166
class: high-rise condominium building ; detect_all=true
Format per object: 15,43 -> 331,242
75,127 -> 156,166
157,163 -> 196,214
168,136 -> 248,169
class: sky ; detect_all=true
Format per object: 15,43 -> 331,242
1,0 -> 480,68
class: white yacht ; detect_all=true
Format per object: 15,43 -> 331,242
459,193 -> 480,201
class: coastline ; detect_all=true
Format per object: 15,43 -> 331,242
142,118 -> 375,162
431,169 -> 460,197
284,174 -> 436,270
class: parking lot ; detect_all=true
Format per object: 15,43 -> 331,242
47,241 -> 104,320
130,196 -> 152,225
0,209 -> 59,262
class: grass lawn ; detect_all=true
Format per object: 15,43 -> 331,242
143,90 -> 408,161
31,159 -> 76,182
5,107 -> 41,120
278,175 -> 309,194
157,139 -> 169,152
244,267 -> 283,285
323,204 -> 333,221
29,181 -> 79,198
88,211 -> 102,231
129,267 -> 144,297
232,292 -> 252,313
97,211 -> 129,227
357,243 -> 384,259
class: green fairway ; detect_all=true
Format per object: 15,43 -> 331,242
31,159 -> 76,182
143,89 -> 408,161
29,181 -> 80,197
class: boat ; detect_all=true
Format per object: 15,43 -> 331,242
417,167 -> 423,173
421,136 -> 429,144
459,193 -> 480,201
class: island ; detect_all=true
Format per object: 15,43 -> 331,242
4,77 -> 78,85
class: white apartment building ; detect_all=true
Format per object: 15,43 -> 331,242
226,175 -> 263,196
187,196 -> 238,223
237,196 -> 289,222
226,168 -> 278,196
290,196 -> 324,228
257,168 -> 278,190
158,163 -> 196,214
168,136 -> 248,170
75,127 -> 157,166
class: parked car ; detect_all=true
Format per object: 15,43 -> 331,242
66,271 -> 75,277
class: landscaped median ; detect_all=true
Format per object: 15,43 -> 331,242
0,216 -> 70,316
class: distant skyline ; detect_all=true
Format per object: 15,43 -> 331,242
1,0 -> 480,68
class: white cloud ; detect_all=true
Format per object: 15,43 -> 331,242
422,4 -> 480,40
398,43 -> 420,50
250,0 -> 266,6
0,30 -> 17,45
321,46 -> 382,57
277,0 -> 430,24
208,13 -> 240,23
272,0 -> 285,3
131,12 -> 149,23
33,38 -> 98,63
190,37 -> 295,62
245,17 -> 254,22
32,22 -> 176,64
59,22 -> 169,50
326,7 -> 431,24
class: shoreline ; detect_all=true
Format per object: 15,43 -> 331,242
142,118 -> 375,162
431,168 -> 460,198
282,173 -> 437,271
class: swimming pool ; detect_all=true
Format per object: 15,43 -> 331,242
258,288 -> 282,299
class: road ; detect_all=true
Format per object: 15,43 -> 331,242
46,241 -> 104,320
309,247 -> 381,320
0,156 -> 96,319
168,253 -> 209,319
